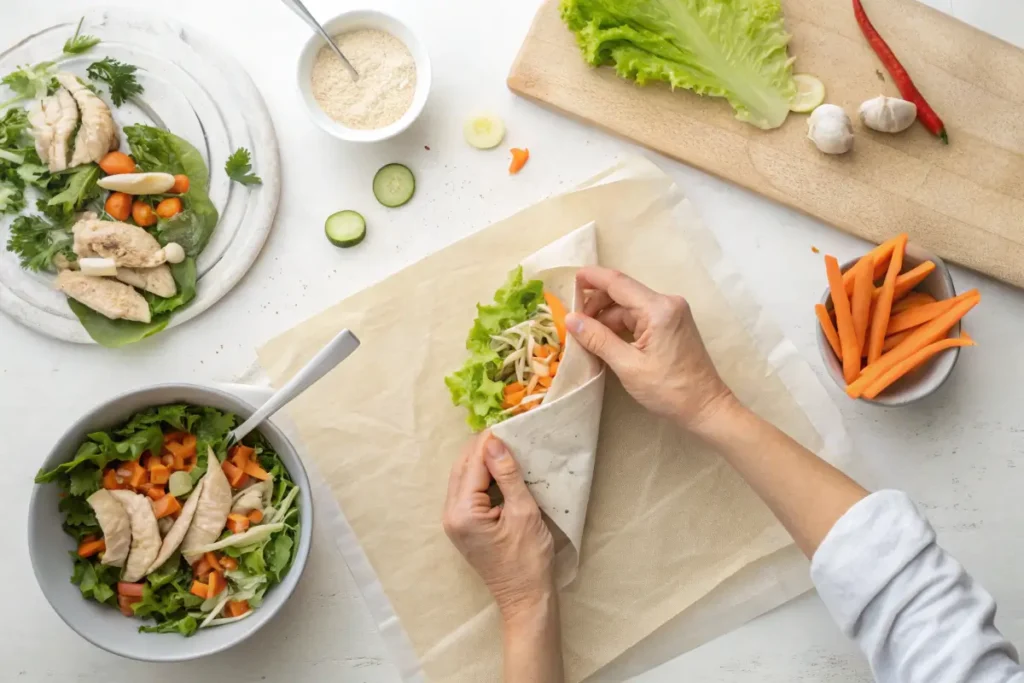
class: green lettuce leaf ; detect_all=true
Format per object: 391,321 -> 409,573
444,267 -> 544,431
560,0 -> 797,129
70,554 -> 118,605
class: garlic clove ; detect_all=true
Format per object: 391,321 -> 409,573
858,95 -> 917,134
807,104 -> 854,155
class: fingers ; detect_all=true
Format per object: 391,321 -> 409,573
459,433 -> 497,499
596,304 -> 637,336
565,312 -> 636,369
577,266 -> 658,310
446,432 -> 486,508
583,290 -> 613,317
483,437 -> 535,511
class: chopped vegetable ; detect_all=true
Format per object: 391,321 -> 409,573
372,163 -> 415,207
149,463 -> 170,486
98,151 -> 137,176
882,261 -> 936,302
145,487 -> 165,501
224,600 -> 250,618
171,174 -> 190,194
225,147 -> 262,186
218,556 -> 238,571
850,257 -> 873,352
98,171 -> 176,195
243,460 -> 270,481
863,337 -> 974,399
824,255 -> 860,383
543,290 -> 568,344
156,197 -> 183,218
843,235 -> 905,294
204,552 -> 222,572
230,444 -> 255,468
882,329 -> 913,353
1,61 -> 55,107
117,582 -> 145,597
151,493 -> 181,519
886,298 -> 954,334
790,74 -> 826,113
815,303 -> 842,359
104,192 -> 132,221
247,509 -> 264,524
227,513 -> 251,534
866,234 -> 907,363
190,581 -> 209,599
86,57 -> 144,106
463,113 -> 506,149
891,291 -> 936,314
189,523 -> 286,554
5,215 -> 74,272
508,148 -> 529,174
207,571 -> 226,598
78,538 -> 106,558
132,200 -> 157,227
167,470 -> 192,498
63,18 -> 101,55
852,0 -> 947,142
222,461 -> 249,489
325,210 -> 366,248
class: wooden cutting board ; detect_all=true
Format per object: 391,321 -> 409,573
508,0 -> 1024,288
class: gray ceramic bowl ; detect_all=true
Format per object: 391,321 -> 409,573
817,243 -> 960,405
28,384 -> 313,661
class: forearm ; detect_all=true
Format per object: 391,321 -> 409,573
693,397 -> 868,557
501,591 -> 564,683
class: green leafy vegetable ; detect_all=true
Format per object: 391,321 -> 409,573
224,147 -> 262,186
71,553 -> 118,604
1,62 -> 55,108
5,214 -> 73,271
86,57 -> 143,106
46,164 -> 101,215
0,180 -> 23,213
445,267 -> 545,431
146,258 -> 197,315
560,0 -> 797,129
0,107 -> 31,165
63,18 -> 101,55
67,301 -> 170,347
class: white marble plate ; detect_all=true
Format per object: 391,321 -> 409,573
0,7 -> 281,344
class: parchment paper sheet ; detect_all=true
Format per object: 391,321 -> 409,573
257,157 -> 854,682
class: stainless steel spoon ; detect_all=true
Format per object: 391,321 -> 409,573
280,0 -> 360,80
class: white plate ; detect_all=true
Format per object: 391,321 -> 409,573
0,7 -> 281,344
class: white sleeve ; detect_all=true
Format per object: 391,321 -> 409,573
810,490 -> 1024,683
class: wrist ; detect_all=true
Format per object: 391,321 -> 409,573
499,586 -> 558,633
685,389 -> 747,444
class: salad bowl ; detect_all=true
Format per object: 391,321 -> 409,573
28,384 -> 313,662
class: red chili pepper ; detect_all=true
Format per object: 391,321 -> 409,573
852,0 -> 948,143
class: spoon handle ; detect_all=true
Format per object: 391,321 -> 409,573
230,329 -> 361,444
280,0 -> 360,79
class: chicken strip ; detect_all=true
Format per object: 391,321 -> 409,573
116,265 -> 176,298
27,97 -> 58,167
56,72 -> 118,168
72,219 -> 166,268
28,88 -> 80,172
55,271 -> 151,323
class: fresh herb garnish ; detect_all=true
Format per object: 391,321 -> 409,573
5,214 -> 74,272
0,62 -> 55,108
63,17 -> 101,56
225,147 -> 262,186
86,57 -> 142,106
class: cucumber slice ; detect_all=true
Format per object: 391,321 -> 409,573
325,210 -> 367,248
791,74 -> 826,113
372,164 -> 415,208
463,113 -> 505,149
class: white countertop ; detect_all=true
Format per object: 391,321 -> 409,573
4,1 -> 1024,680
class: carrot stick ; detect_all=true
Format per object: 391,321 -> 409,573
862,338 -> 975,399
891,291 -> 937,313
509,148 -> 530,174
847,292 -> 980,398
843,235 -> 905,294
815,304 -> 842,359
850,257 -> 874,352
886,297 -> 960,335
874,261 -> 936,303
825,255 -> 860,383
866,234 -> 907,363
543,290 -> 567,345
882,329 -> 914,352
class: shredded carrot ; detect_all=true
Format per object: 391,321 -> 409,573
538,376 -> 553,388
247,509 -> 264,524
886,296 -> 959,335
815,303 -> 842,359
190,581 -> 209,599
502,390 -> 526,409
543,290 -> 567,345
875,261 -> 936,303
535,345 -> 553,359
508,147 -> 530,174
77,538 -> 105,558
227,514 -> 251,534
151,494 -> 182,519
825,255 -> 861,383
843,235 -> 905,294
866,234 -> 907,363
549,360 -> 560,376
848,292 -> 980,398
850,256 -> 874,352
503,382 -> 525,396
863,337 -> 976,399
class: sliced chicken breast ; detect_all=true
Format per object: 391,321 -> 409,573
56,72 -> 118,168
116,265 -> 176,298
28,97 -> 58,167
72,219 -> 166,268
55,271 -> 151,323
51,88 -> 79,172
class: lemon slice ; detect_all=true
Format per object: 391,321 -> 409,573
790,74 -> 826,113
463,113 -> 506,149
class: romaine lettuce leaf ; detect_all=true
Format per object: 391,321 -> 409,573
561,0 -> 797,129
445,267 -> 544,431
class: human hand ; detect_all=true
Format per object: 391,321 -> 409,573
443,433 -> 555,621
566,266 -> 737,433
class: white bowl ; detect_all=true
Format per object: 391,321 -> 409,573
296,10 -> 430,143
28,384 -> 313,661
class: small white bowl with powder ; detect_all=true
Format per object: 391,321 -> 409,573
297,10 -> 431,143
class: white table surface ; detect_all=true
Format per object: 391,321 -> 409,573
4,1 -> 1024,680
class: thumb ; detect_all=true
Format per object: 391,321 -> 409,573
484,438 -> 534,510
566,312 -> 633,369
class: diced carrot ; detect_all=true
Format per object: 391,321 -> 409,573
543,290 -> 567,345
117,582 -> 145,597
850,256 -> 874,352
848,292 -> 980,398
193,558 -> 212,578
815,303 -> 842,359
866,235 -> 908,364
139,452 -> 154,470
825,255 -> 861,383
102,469 -> 121,490
160,453 -> 174,468
163,431 -> 188,444
77,538 -> 105,558
145,486 -> 165,501
118,594 -> 141,616
166,439 -> 197,461
230,444 -> 255,467
863,337 -> 976,399
227,514 -> 251,534
207,571 -> 227,597
224,600 -> 250,618
886,296 -> 959,335
243,460 -> 270,481
549,360 -> 560,377
128,461 -> 148,489
508,147 -> 530,174
219,556 -> 238,571
843,235 -> 905,294
190,581 -> 209,599
503,382 -> 525,397
222,460 -> 249,488
247,509 -> 263,524
538,376 -> 553,388
149,463 -> 170,486
204,552 -> 222,572
151,494 -> 182,519
502,390 -> 526,409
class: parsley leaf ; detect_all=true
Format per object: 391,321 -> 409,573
0,180 -> 23,214
1,62 -> 55,107
68,467 -> 101,497
63,18 -> 101,56
59,495 -> 97,527
224,147 -> 262,186
71,554 -> 118,604
44,164 -> 101,219
5,214 -> 73,271
86,57 -> 142,106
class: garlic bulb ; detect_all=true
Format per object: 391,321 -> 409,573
858,95 -> 917,133
807,104 -> 854,155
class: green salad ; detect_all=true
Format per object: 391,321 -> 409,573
35,404 -> 301,636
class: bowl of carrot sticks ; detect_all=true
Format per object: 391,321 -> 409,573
815,235 -> 980,405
